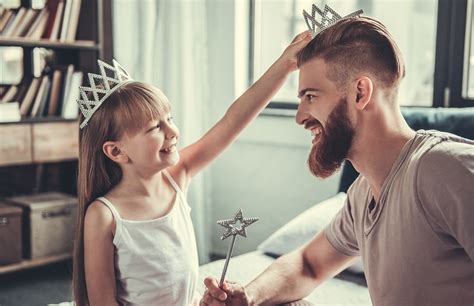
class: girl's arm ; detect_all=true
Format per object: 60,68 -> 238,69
84,201 -> 120,306
178,31 -> 311,182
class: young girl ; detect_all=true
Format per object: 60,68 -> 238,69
73,31 -> 311,306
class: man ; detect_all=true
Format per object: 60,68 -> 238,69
200,15 -> 474,306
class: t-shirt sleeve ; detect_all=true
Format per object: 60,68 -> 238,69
416,141 -> 474,260
324,184 -> 360,256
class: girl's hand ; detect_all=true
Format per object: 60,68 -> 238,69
279,30 -> 313,72
200,277 -> 251,306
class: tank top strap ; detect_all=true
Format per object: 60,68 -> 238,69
96,197 -> 123,223
96,197 -> 123,244
163,170 -> 185,199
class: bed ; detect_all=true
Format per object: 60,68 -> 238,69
197,251 -> 371,305
51,193 -> 371,306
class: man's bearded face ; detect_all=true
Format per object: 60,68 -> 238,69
308,97 -> 354,178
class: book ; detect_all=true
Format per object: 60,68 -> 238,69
2,7 -> 26,37
48,69 -> 63,116
20,78 -> 40,116
0,102 -> 21,123
65,0 -> 81,41
1,11 -> 17,34
62,71 -> 82,119
1,85 -> 17,103
11,8 -> 38,37
59,0 -> 72,42
48,1 -> 64,40
42,0 -> 60,39
13,83 -> 29,103
31,76 -> 50,117
37,79 -> 52,117
60,64 -> 74,111
26,10 -> 49,40
0,10 -> 14,33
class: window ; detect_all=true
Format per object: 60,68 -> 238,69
463,0 -> 474,99
252,0 -> 438,107
252,0 -> 474,109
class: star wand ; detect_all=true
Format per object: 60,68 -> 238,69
217,209 -> 259,287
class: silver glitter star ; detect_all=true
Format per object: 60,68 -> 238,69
217,209 -> 259,240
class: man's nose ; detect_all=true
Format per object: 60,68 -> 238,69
295,104 -> 307,126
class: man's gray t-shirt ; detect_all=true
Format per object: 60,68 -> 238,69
325,130 -> 474,306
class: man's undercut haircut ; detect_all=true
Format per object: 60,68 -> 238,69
297,16 -> 405,91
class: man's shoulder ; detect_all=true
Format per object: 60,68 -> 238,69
414,131 -> 474,200
416,129 -> 474,149
416,130 -> 474,174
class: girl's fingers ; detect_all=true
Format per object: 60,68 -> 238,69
203,277 -> 227,301
292,30 -> 312,43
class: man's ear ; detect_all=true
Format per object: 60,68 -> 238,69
103,141 -> 129,164
353,76 -> 373,110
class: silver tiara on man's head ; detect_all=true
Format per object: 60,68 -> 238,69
77,59 -> 134,129
303,4 -> 363,38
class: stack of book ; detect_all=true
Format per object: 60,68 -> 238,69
0,64 -> 83,122
0,102 -> 21,122
0,0 -> 82,42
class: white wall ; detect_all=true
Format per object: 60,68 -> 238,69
204,1 -> 342,259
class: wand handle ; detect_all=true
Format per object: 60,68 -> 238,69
219,234 -> 237,287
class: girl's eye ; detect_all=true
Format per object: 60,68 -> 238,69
154,124 -> 161,130
168,116 -> 173,122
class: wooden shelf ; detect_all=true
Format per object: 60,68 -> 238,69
0,37 -> 99,51
0,253 -> 72,275
0,117 -> 78,125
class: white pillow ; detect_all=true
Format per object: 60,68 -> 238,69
257,192 -> 364,274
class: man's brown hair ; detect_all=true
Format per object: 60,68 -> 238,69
297,16 -> 405,91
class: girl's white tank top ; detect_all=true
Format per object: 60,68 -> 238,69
97,171 -> 200,305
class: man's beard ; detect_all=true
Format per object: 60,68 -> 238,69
308,97 -> 354,178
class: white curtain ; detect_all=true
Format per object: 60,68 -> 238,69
113,0 -> 211,263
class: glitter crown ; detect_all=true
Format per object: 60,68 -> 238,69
303,4 -> 363,38
77,59 -> 133,129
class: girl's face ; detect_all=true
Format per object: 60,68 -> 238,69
120,112 -> 180,172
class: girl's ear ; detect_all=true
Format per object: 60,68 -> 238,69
353,76 -> 373,111
102,141 -> 129,163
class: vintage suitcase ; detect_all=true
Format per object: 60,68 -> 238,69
7,192 -> 77,259
0,203 -> 23,264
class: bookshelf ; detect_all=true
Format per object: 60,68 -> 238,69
0,36 -> 99,50
0,0 -> 113,274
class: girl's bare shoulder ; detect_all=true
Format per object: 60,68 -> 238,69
84,200 -> 116,236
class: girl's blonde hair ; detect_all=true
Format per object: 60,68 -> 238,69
73,81 -> 171,306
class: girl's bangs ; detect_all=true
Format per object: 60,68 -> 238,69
112,82 -> 171,135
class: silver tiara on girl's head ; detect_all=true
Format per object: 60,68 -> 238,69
303,4 -> 363,38
77,59 -> 134,129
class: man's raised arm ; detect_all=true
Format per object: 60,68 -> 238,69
201,231 -> 358,306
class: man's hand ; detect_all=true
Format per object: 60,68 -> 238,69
200,277 -> 251,306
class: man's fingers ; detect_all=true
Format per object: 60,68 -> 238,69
222,281 -> 244,297
204,277 -> 227,301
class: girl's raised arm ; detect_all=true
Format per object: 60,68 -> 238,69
179,31 -> 311,181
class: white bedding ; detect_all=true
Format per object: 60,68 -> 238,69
198,251 -> 372,305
